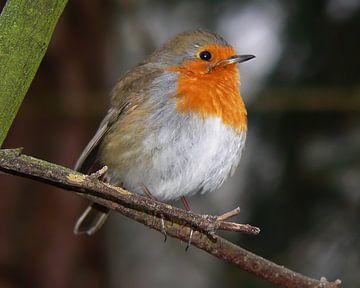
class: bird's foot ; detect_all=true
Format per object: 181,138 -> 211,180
181,196 -> 194,251
143,185 -> 167,242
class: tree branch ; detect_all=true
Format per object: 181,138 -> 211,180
0,148 -> 341,288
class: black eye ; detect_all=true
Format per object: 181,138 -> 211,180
199,50 -> 212,61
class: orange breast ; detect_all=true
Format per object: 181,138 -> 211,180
168,61 -> 247,133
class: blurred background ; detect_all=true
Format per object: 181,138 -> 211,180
1,0 -> 359,287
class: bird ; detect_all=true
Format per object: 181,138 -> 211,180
74,29 -> 255,236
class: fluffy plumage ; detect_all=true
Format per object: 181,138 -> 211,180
74,29 -> 251,235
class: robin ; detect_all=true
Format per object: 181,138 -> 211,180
74,29 -> 255,236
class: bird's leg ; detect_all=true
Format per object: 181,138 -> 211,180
181,196 -> 191,211
181,196 -> 193,251
142,185 -> 167,242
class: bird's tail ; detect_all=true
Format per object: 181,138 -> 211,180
74,202 -> 109,235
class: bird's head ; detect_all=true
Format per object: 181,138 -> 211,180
146,29 -> 254,76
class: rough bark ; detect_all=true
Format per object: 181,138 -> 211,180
0,148 -> 342,288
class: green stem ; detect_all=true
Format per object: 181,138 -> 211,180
0,0 -> 68,146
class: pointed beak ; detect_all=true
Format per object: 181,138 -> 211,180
215,54 -> 255,67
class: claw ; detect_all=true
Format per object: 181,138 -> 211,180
161,217 -> 167,242
181,196 -> 193,251
185,228 -> 193,251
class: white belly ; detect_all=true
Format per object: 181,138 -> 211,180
108,110 -> 246,201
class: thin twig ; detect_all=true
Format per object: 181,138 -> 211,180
0,149 -> 341,288
216,207 -> 259,235
219,222 -> 260,235
89,165 -> 108,179
217,206 -> 241,221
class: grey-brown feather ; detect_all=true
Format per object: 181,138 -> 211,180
74,108 -> 118,173
74,65 -> 166,235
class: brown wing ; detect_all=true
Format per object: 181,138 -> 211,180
74,107 -> 122,173
74,65 -> 167,235
74,64 -> 164,174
